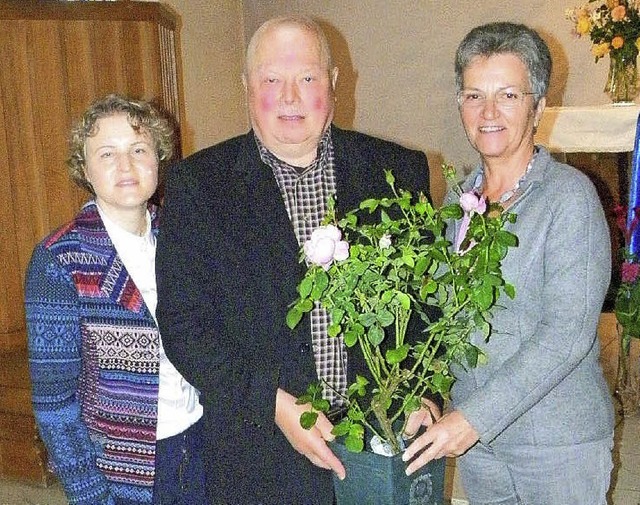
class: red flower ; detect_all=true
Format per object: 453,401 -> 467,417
621,261 -> 640,283
613,204 -> 640,246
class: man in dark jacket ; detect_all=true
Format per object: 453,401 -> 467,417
156,14 -> 431,504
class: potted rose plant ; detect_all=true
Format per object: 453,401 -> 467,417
613,204 -> 640,416
286,168 -> 517,504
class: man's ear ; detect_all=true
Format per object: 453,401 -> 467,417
331,67 -> 339,91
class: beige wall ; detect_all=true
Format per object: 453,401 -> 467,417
167,0 -> 614,204
162,0 -> 248,155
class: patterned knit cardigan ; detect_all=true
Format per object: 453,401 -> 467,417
25,201 -> 160,505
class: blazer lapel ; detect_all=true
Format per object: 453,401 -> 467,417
235,134 -> 301,264
332,126 -> 388,217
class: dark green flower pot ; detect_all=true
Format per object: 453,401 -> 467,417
332,441 -> 446,505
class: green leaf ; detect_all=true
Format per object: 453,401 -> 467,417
345,433 -> 365,453
402,254 -> 415,268
311,270 -> 329,299
396,291 -> 411,310
348,375 -> 369,396
414,257 -> 430,277
504,283 -> 516,299
489,242 -> 507,262
347,407 -> 365,421
403,395 -> 421,414
299,298 -> 314,312
298,276 -> 314,298
430,372 -> 455,395
440,204 -> 463,219
343,213 -> 358,227
473,283 -> 494,311
356,374 -> 370,386
381,290 -> 395,303
368,324 -> 384,346
328,323 -> 342,338
332,419 -> 351,436
415,201 -> 427,215
300,411 -> 318,430
464,345 -> 479,367
430,248 -> 447,262
377,309 -> 395,327
358,312 -> 377,327
385,344 -> 409,364
478,320 -> 491,339
483,273 -> 503,286
373,392 -> 392,411
360,199 -> 379,212
385,169 -> 395,186
344,329 -> 359,347
349,422 -> 365,438
330,308 -> 345,325
311,398 -> 330,412
496,229 -> 518,247
286,307 -> 303,329
296,394 -> 312,405
421,278 -> 437,295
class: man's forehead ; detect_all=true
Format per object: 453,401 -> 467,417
249,25 -> 327,64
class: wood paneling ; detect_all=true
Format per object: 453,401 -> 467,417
0,0 -> 183,484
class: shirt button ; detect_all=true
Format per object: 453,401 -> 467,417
298,342 -> 311,354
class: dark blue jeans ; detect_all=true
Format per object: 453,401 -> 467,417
153,419 -> 207,505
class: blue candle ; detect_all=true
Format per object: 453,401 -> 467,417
628,112 -> 640,258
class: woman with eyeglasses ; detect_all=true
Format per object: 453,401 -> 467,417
402,22 -> 614,504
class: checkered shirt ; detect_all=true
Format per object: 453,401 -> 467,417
255,128 -> 347,406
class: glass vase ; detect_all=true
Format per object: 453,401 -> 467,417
614,323 -> 640,417
604,54 -> 639,104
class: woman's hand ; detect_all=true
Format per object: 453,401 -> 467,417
402,410 -> 479,475
403,397 -> 442,439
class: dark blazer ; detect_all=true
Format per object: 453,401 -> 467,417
156,126 -> 429,504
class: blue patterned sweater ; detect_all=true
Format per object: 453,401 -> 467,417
25,202 -> 160,505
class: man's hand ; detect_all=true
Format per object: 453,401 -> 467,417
275,388 -> 346,480
402,410 -> 479,476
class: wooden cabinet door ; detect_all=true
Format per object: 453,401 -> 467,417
0,0 -> 183,484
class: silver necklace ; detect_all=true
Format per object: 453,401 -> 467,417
473,150 -> 536,204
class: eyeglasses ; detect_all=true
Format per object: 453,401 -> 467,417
457,89 -> 535,109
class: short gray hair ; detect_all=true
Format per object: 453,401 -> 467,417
455,22 -> 552,105
244,15 -> 333,79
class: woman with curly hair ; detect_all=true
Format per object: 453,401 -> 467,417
25,94 -> 205,505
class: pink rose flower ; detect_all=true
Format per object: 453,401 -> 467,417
622,261 -> 640,283
304,225 -> 349,270
459,191 -> 487,215
455,191 -> 487,254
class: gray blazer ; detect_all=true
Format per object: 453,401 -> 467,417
446,146 -> 614,447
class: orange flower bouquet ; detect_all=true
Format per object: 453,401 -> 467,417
566,0 -> 640,101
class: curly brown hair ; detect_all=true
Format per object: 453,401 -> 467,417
67,94 -> 175,195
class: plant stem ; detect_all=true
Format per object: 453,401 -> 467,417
371,382 -> 403,455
